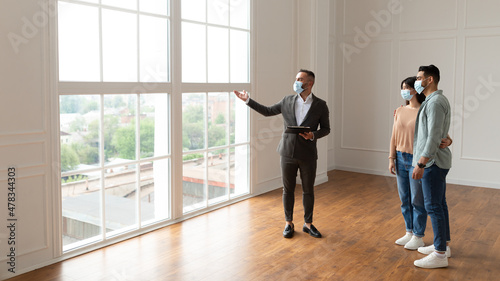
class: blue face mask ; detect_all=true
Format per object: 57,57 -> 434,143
401,89 -> 413,101
414,77 -> 428,94
293,81 -> 304,94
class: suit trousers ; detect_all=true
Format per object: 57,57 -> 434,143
281,156 -> 317,223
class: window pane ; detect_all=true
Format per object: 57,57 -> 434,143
208,0 -> 229,25
183,152 -> 207,213
60,95 -> 101,170
182,93 -> 206,151
140,16 -> 169,82
104,94 -> 137,163
208,148 -> 228,204
102,9 -> 138,82
182,22 -> 206,82
208,27 -> 229,83
140,94 -> 170,158
102,0 -> 137,11
230,144 -> 249,198
141,159 -> 170,225
230,0 -> 249,29
140,0 -> 169,16
58,2 -> 100,82
230,93 -> 249,144
208,92 -> 228,147
62,171 -> 102,250
181,0 -> 206,22
230,29 -> 249,83
105,163 -> 138,237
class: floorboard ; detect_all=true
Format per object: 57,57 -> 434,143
6,170 -> 500,281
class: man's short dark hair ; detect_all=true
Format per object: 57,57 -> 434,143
418,64 -> 440,84
299,69 -> 315,82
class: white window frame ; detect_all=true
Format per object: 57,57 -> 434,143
52,0 -> 254,257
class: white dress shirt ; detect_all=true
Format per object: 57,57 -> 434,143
295,93 -> 313,125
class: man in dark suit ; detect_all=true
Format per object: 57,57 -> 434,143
234,69 -> 330,238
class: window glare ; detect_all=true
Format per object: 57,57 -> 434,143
182,0 -> 206,22
140,0 -> 169,15
140,16 -> 169,82
230,29 -> 249,83
102,9 -> 138,82
58,2 -> 100,81
208,0 -> 229,25
182,22 -> 207,83
230,0 -> 249,29
208,27 -> 229,83
102,0 -> 137,10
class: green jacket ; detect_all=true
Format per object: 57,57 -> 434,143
412,90 -> 452,169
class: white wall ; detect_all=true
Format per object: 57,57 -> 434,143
330,0 -> 500,189
250,0 -> 331,195
0,0 -> 59,278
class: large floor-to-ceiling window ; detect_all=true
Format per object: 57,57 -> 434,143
181,0 -> 250,214
58,0 -> 250,252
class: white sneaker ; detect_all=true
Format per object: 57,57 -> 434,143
418,245 -> 451,258
404,235 -> 425,250
414,252 -> 448,268
395,233 -> 412,245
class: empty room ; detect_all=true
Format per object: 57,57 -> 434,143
1,0 -> 499,280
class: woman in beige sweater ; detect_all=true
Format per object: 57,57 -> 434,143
389,76 -> 452,250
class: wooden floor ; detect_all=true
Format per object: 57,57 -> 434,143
7,170 -> 500,281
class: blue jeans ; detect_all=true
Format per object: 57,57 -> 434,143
395,151 -> 427,237
421,164 -> 450,252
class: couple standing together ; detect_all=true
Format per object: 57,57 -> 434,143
390,64 -> 452,269
234,65 -> 452,269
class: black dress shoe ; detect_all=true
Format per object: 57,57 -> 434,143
283,223 -> 294,238
303,224 -> 322,238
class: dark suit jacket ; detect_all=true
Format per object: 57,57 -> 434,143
247,94 -> 330,161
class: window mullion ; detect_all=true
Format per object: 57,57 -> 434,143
99,94 -> 106,241
136,93 -> 141,227
226,92 -> 230,200
228,0 -> 231,83
205,93 -> 209,207
136,5 -> 140,83
99,4 -> 103,82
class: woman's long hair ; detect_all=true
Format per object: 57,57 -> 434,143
401,76 -> 425,105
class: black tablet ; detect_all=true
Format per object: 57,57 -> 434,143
285,126 -> 311,134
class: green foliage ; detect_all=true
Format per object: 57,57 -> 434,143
214,113 -> 226,124
182,105 -> 230,150
81,100 -> 98,114
112,125 -> 136,160
61,144 -> 80,172
71,142 -> 99,165
183,105 -> 204,123
60,96 -> 99,114
208,125 -> 226,147
60,96 -> 81,114
140,118 -> 155,158
69,116 -> 86,133
61,174 -> 86,184
112,118 -> 156,160
104,96 -> 126,109
183,122 -> 205,150
183,153 -> 204,161
103,115 -> 120,160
